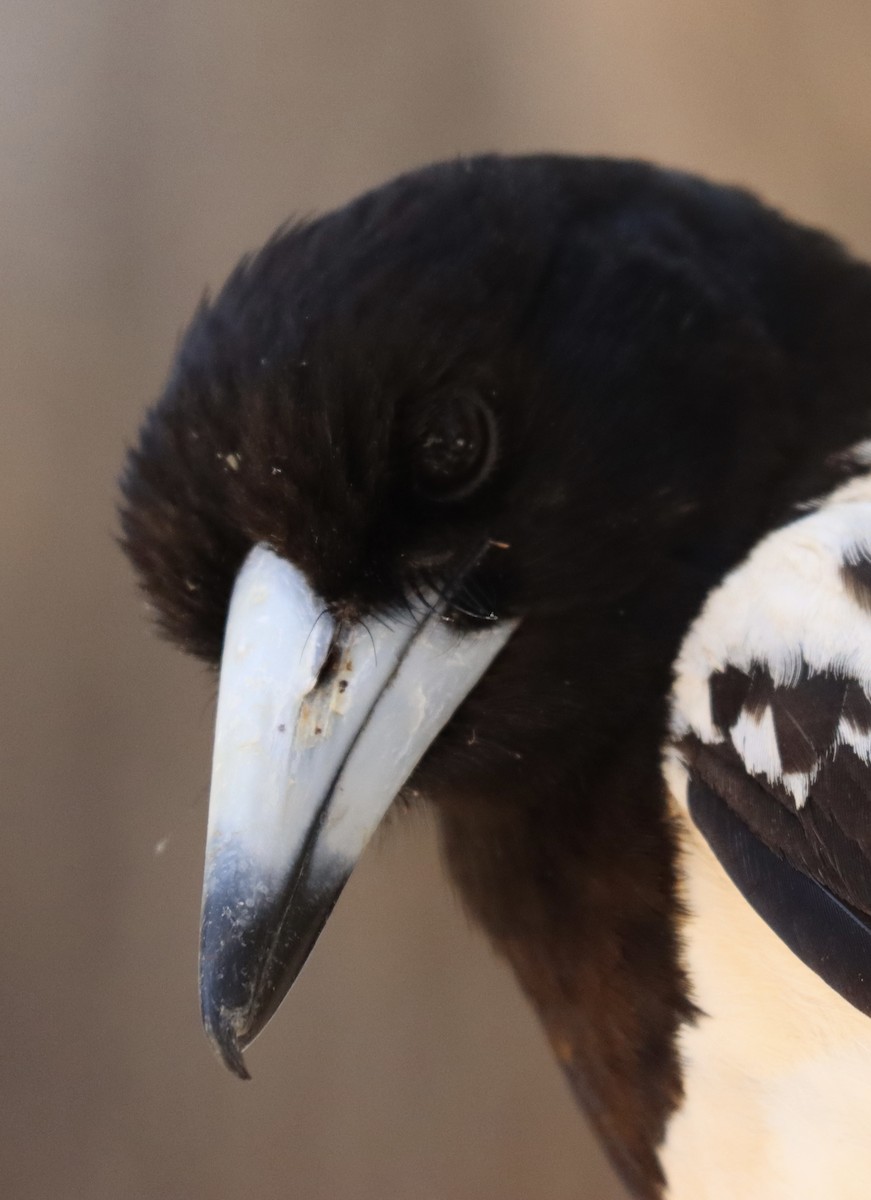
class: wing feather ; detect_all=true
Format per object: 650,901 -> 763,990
671,481 -> 871,923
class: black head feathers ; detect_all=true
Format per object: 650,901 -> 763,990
122,153 -> 871,669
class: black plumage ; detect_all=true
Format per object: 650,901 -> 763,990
122,155 -> 871,1198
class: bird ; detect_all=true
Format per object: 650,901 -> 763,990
121,154 -> 871,1199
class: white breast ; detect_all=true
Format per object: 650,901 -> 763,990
661,765 -> 871,1199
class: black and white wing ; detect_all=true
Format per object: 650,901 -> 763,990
669,478 -> 871,1014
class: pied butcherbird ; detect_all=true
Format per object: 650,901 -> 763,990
122,155 -> 871,1198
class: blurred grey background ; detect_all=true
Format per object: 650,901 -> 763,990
3,3 -> 871,1198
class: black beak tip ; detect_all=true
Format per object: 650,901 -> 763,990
201,996 -> 254,1081
197,862 -> 352,1081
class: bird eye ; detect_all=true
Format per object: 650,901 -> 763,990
412,392 -> 496,501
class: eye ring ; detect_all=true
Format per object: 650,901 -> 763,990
411,391 -> 497,502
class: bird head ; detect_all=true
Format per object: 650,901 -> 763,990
122,155 -> 871,1193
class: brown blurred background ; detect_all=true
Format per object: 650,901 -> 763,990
3,3 -> 871,1197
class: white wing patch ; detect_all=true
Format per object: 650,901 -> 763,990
670,475 -> 871,810
730,705 -> 781,784
839,715 -> 871,762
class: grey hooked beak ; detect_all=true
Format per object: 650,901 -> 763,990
199,543 -> 517,1078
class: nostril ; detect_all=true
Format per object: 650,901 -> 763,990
315,636 -> 342,689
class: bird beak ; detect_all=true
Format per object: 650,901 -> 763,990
199,543 -> 516,1077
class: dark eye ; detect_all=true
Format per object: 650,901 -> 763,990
412,392 -> 496,501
